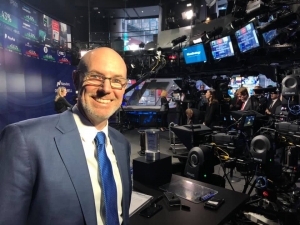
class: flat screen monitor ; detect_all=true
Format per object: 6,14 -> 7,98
182,43 -> 207,64
210,36 -> 234,60
235,23 -> 260,52
260,16 -> 278,44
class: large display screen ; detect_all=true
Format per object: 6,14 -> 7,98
235,23 -> 260,52
0,0 -> 72,60
210,36 -> 234,60
182,43 -> 207,64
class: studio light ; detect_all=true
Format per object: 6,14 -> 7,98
139,42 -> 145,48
171,35 -> 187,47
182,10 -> 194,20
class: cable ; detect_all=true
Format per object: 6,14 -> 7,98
288,97 -> 300,115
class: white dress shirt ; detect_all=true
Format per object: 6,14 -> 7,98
72,106 -> 123,225
241,97 -> 250,110
269,99 -> 277,109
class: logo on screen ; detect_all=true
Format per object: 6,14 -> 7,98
5,33 -> 15,42
43,47 -> 48,53
186,51 -> 201,56
10,0 -> 18,8
57,80 -> 70,87
57,50 -> 66,57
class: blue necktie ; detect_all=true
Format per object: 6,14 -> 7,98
95,132 -> 119,225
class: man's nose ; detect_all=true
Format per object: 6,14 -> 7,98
99,79 -> 112,93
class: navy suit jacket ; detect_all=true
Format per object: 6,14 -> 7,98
0,109 -> 132,225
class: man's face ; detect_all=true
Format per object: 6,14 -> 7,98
75,48 -> 127,127
186,112 -> 193,119
270,93 -> 278,100
237,93 -> 248,102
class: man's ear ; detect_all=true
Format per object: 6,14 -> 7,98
72,70 -> 80,91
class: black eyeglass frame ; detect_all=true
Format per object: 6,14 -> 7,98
77,70 -> 128,89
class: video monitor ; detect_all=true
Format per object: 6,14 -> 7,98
182,43 -> 207,64
210,36 -> 234,60
260,16 -> 278,44
235,23 -> 260,53
242,115 -> 256,127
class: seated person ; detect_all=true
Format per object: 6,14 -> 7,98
203,89 -> 220,128
185,108 -> 200,124
236,87 -> 259,111
230,92 -> 242,111
266,91 -> 281,115
253,86 -> 268,114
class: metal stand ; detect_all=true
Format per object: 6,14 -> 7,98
138,130 -> 146,156
229,167 -> 241,183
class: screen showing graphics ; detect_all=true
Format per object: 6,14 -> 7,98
243,115 -> 255,127
210,36 -> 234,60
229,75 -> 259,98
259,15 -> 278,44
182,43 -> 207,64
235,23 -> 260,52
0,0 -> 72,54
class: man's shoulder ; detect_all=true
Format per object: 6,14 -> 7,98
4,114 -> 61,133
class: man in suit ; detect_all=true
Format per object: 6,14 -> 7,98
266,92 -> 281,115
0,47 -> 132,225
236,87 -> 259,111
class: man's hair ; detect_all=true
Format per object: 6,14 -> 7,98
77,58 -> 88,73
186,108 -> 193,114
236,87 -> 249,96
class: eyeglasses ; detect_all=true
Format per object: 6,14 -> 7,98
81,71 -> 128,90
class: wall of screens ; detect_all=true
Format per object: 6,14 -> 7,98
183,22 -> 267,65
0,0 -> 72,64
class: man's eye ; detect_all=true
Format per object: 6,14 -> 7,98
90,75 -> 102,80
112,78 -> 121,83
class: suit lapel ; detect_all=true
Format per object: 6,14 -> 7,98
55,110 -> 97,225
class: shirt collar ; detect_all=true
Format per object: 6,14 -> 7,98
72,105 -> 109,143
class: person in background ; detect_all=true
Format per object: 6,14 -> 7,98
186,108 -> 200,124
0,47 -> 132,225
199,84 -> 205,91
54,86 -> 73,113
230,91 -> 242,111
236,87 -> 258,111
253,85 -> 268,114
160,90 -> 170,131
204,89 -> 220,128
266,91 -> 281,115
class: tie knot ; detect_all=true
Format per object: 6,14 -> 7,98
95,132 -> 106,145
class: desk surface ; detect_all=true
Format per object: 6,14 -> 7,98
130,174 -> 249,225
